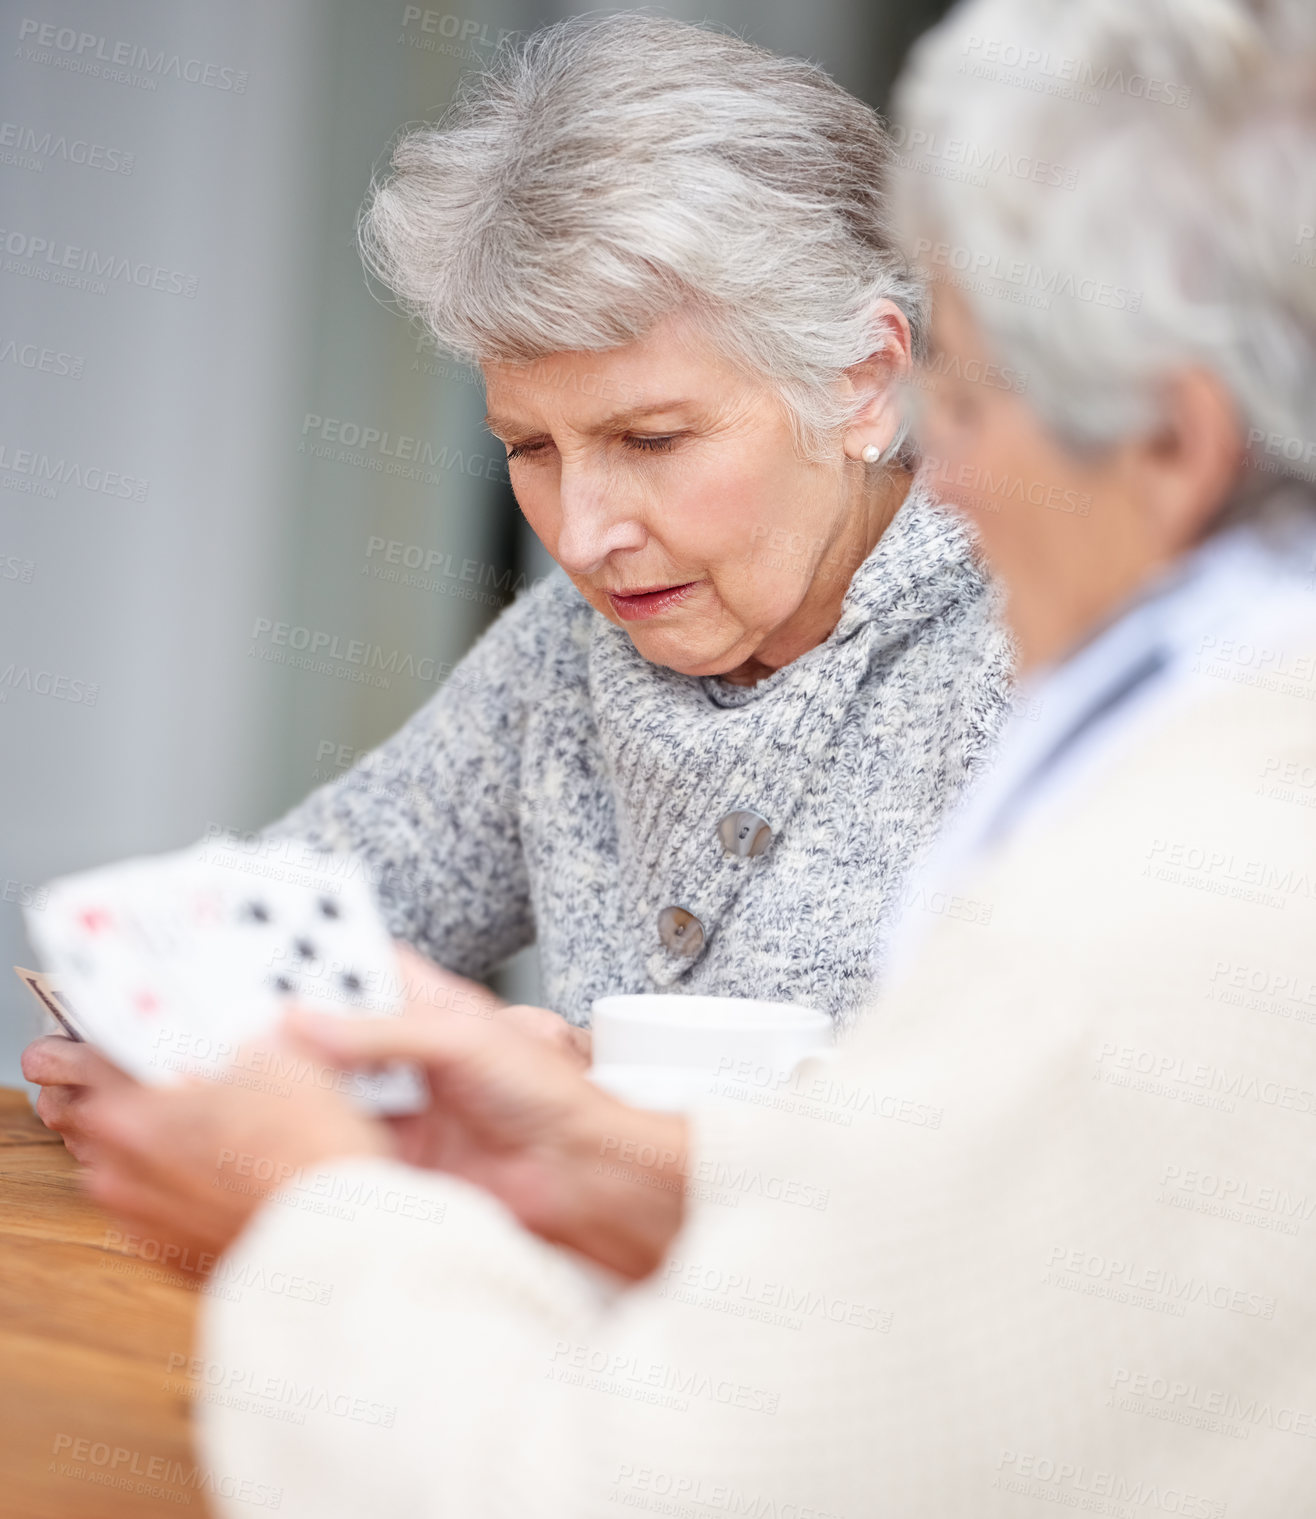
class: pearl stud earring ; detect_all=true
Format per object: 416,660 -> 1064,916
861,444 -> 882,464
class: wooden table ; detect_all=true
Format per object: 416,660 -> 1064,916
0,1085 -> 209,1517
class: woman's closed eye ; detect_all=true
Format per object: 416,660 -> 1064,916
504,433 -> 682,462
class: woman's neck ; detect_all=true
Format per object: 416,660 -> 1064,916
717,468 -> 913,687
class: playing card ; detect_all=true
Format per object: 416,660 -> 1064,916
13,965 -> 88,1042
22,838 -> 427,1114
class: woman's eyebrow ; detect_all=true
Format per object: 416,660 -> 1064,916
483,414 -> 530,441
484,400 -> 696,439
584,400 -> 696,433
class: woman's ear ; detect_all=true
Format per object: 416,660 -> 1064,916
1133,367 -> 1245,553
840,299 -> 914,464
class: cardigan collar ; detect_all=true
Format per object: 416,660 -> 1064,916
586,476 -> 987,988
834,472 -> 987,638
696,474 -> 984,708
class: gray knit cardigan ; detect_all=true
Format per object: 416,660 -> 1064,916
261,479 -> 1013,1027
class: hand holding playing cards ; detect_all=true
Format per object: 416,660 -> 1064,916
72,1001 -> 683,1282
19,835 -> 628,1274
289,993 -> 686,1281
20,1036 -> 135,1163
74,1035 -> 392,1265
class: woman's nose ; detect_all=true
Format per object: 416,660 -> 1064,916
554,476 -> 648,575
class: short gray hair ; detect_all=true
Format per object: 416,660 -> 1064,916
891,0 -> 1316,492
359,12 -> 926,462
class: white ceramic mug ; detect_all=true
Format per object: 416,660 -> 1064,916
589,992 -> 834,1110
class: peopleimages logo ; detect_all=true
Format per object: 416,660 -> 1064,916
248,616 -> 485,694
994,1450 -> 1225,1518
911,237 -> 1142,312
0,230 -> 198,298
0,441 -> 148,501
1246,425 -> 1316,481
16,19 -> 248,93
1111,1367 -> 1316,1439
163,1352 -> 398,1430
0,664 -> 100,706
960,34 -> 1192,109
0,339 -> 84,379
49,1436 -> 282,1512
887,124 -> 1078,189
547,1340 -> 781,1416
923,455 -> 1092,517
399,7 -> 516,49
0,120 -> 134,174
300,414 -> 508,484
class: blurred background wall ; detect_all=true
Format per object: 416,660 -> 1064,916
0,0 -> 951,1084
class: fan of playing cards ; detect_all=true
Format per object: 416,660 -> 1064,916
18,835 -> 426,1113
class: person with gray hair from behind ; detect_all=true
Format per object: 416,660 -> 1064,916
24,12 -> 1017,1151
66,0 -> 1316,1514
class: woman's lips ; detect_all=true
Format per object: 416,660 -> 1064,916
605,581 -> 699,622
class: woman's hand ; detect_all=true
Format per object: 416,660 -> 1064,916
494,1000 -> 592,1065
74,1039 -> 392,1266
289,1002 -> 686,1281
20,1036 -> 136,1162
393,942 -> 592,1066
394,941 -> 507,1020
20,943 -> 587,1166
25,948 -> 650,1277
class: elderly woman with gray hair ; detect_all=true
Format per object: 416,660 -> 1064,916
298,13 -> 1009,1030
23,14 -> 1010,1149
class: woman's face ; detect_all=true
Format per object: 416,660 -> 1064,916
915,282 -> 1226,673
482,313 -> 868,680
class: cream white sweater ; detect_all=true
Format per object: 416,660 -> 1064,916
199,609 -> 1316,1517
